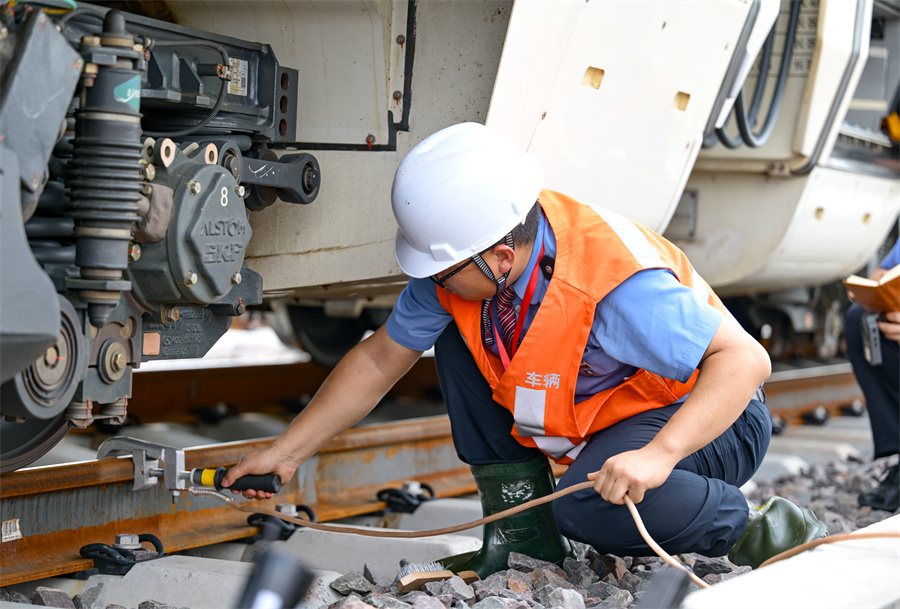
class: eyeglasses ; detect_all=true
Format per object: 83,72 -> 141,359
429,238 -> 508,289
430,257 -> 476,288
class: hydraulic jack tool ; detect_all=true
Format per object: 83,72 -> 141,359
97,436 -> 281,500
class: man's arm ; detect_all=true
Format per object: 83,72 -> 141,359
590,314 -> 771,504
222,325 -> 424,498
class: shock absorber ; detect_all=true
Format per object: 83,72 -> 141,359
67,10 -> 145,327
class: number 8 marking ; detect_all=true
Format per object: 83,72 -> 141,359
221,186 -> 228,207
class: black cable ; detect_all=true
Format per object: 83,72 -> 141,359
746,28 -> 776,128
715,118 -> 745,149
701,131 -> 720,149
705,33 -> 773,150
708,1 -> 799,150
734,0 -> 801,147
141,39 -> 232,138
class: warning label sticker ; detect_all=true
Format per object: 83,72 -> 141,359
2,519 -> 22,542
228,58 -> 249,97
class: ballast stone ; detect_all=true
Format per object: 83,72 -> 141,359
137,601 -> 181,609
0,589 -> 32,604
31,587 -> 75,609
545,587 -> 585,609
422,576 -> 474,602
330,573 -> 374,596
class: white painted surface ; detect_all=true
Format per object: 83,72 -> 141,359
670,166 -> 900,294
278,524 -> 482,575
684,514 -> 900,609
489,0 -> 760,232
142,0 -> 893,303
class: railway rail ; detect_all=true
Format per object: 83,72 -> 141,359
0,358 -> 861,586
0,357 -> 866,587
125,357 -> 868,429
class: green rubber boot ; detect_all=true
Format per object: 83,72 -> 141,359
440,457 -> 575,578
728,496 -> 827,569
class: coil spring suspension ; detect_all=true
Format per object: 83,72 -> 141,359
66,10 -> 145,327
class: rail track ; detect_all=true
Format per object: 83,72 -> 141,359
0,355 -> 866,588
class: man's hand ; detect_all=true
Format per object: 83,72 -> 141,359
587,446 -> 679,504
220,327 -> 423,500
878,311 -> 900,343
221,443 -> 300,500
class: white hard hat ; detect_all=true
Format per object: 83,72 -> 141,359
392,122 -> 543,278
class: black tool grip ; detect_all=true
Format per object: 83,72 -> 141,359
192,466 -> 282,493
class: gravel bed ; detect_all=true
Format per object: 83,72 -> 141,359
322,455 -> 900,609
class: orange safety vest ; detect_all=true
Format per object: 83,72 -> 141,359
436,190 -> 729,463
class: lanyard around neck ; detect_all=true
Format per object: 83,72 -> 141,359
492,243 -> 544,369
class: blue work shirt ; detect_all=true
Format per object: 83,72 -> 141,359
386,211 -> 724,404
881,241 -> 900,270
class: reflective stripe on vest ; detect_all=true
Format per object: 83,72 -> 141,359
516,386 -> 588,460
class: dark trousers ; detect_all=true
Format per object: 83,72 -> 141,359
844,303 -> 900,459
434,322 -> 771,557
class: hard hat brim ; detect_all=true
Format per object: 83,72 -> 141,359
394,228 -> 456,279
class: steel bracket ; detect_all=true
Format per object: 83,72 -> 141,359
97,436 -> 187,494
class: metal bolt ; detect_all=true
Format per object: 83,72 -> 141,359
143,164 -> 156,181
113,534 -> 141,550
43,345 -> 60,368
188,181 -> 201,195
100,341 -> 128,383
184,271 -> 198,286
128,243 -> 141,263
234,184 -> 246,197
303,164 -> 318,195
160,304 -> 180,324
276,504 -> 299,517
393,90 -> 402,104
141,183 -> 153,196
396,34 -> 405,46
232,272 -> 242,285
402,481 -> 422,495
111,352 -> 126,372
223,154 -> 241,178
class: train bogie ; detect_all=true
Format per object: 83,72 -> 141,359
0,0 -> 897,471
